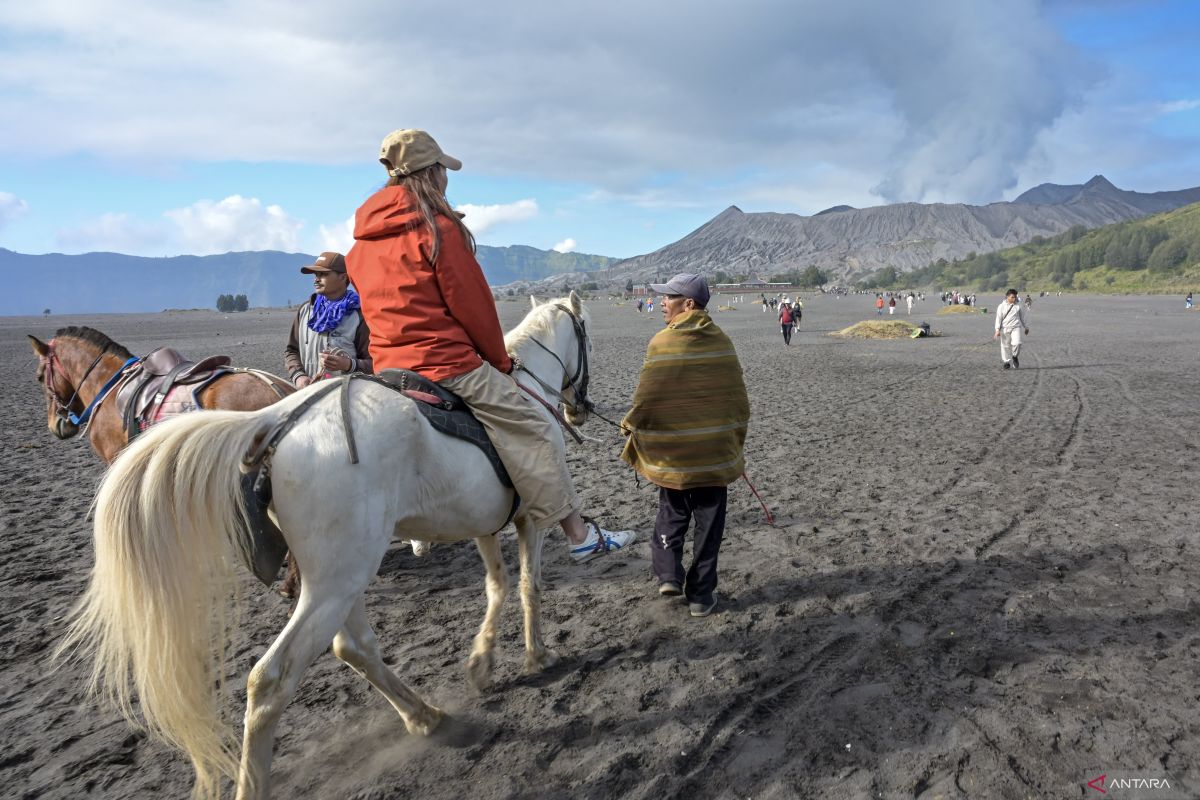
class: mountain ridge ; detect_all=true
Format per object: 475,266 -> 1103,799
2,244 -> 617,315
598,175 -> 1200,285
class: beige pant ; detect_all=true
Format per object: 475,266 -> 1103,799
441,363 -> 580,529
999,327 -> 1023,363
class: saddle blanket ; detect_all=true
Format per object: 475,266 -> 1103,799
137,383 -> 207,432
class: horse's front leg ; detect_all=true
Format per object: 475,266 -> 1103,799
466,533 -> 508,690
516,516 -> 558,673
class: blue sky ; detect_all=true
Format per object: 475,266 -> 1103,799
1,0 -> 1198,260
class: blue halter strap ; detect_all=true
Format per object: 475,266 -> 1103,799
66,356 -> 141,426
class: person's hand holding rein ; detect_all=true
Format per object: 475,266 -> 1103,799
319,348 -> 352,373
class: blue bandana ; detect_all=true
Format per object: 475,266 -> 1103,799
308,289 -> 360,334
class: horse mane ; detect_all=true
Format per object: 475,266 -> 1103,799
504,295 -> 581,351
54,326 -> 134,360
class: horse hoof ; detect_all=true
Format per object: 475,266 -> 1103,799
466,652 -> 494,691
523,647 -> 560,674
406,705 -> 444,737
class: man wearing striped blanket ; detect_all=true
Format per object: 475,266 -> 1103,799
621,273 -> 751,618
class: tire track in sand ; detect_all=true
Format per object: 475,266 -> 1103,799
918,348 -> 1047,507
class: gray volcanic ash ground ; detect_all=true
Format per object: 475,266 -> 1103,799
2,293 -> 1198,798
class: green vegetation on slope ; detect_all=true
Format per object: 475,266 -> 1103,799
474,245 -> 617,284
859,201 -> 1200,292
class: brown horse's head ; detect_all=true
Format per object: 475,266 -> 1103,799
28,334 -> 82,439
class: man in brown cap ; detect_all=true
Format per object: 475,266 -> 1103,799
284,251 -> 373,387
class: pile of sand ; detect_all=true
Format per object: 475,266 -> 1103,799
830,320 -> 920,339
938,305 -> 984,315
717,305 -> 738,312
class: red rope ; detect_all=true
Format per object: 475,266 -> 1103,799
742,470 -> 777,526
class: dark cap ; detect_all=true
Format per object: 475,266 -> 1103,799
300,252 -> 347,275
650,273 -> 710,308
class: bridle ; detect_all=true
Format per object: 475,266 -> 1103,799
515,303 -> 593,419
39,341 -> 139,429
512,303 -> 625,441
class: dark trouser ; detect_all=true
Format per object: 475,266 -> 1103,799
781,323 -> 793,345
652,486 -> 727,605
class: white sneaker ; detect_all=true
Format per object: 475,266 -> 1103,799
569,519 -> 636,563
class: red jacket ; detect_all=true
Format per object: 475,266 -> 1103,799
346,186 -> 511,381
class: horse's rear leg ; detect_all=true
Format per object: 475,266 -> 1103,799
237,592 -> 359,800
465,534 -> 508,690
332,598 -> 443,735
516,516 -> 558,673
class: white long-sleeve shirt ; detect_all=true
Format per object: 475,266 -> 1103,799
994,300 -> 1028,332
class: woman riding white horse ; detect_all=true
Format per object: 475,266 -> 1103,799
349,128 -> 633,563
60,292 -> 606,799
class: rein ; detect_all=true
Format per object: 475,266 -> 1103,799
517,383 -> 585,444
43,342 -> 140,428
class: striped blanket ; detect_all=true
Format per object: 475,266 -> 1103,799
620,309 -> 750,490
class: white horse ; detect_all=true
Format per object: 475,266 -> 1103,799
58,294 -> 596,800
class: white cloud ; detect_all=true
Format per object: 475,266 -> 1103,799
0,191 -> 29,230
163,195 -> 302,254
1159,99 -> 1200,115
456,199 -> 538,235
0,1 -> 1120,206
552,237 -> 577,253
57,195 -> 306,255
54,212 -> 167,253
318,214 -> 355,254
583,188 -> 710,210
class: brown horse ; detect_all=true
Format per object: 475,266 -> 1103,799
28,326 -> 295,463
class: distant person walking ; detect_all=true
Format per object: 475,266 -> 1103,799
778,301 -> 795,345
888,296 -> 896,315
876,295 -> 885,315
994,288 -> 1030,370
1187,292 -> 1193,309
284,251 -> 373,387
622,273 -> 750,618
905,293 -> 914,315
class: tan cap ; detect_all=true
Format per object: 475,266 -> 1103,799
300,252 -> 347,274
379,129 -> 463,177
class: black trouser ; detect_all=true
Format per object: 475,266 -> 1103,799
652,486 -> 727,605
781,323 -> 794,345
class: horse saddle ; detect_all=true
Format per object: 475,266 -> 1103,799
116,347 -> 232,440
236,371 -> 519,587
375,369 -> 513,489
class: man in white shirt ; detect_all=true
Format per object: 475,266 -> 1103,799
994,288 -> 1030,369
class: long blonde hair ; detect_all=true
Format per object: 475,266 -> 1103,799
387,164 -> 476,264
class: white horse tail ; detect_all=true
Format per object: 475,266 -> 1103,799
57,408 -> 276,799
